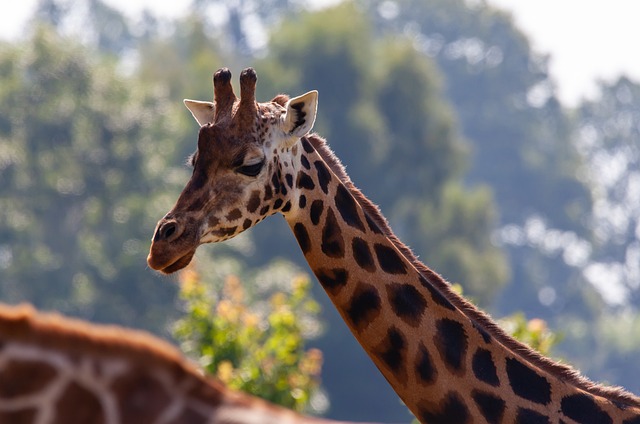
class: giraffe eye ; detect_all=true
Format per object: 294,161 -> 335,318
237,160 -> 264,177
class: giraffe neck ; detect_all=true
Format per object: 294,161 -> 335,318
285,135 -> 640,424
0,304 -> 364,424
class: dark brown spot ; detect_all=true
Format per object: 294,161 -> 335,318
472,390 -> 506,424
271,172 -> 281,194
293,223 -> 311,254
112,370 -> 170,423
434,318 -> 467,373
419,392 -> 470,424
314,161 -> 332,194
301,137 -> 314,153
472,348 -> 500,387
351,237 -> 375,272
561,394 -> 612,424
347,283 -> 381,332
57,381 -> 104,423
273,198 -> 284,210
515,408 -> 550,424
247,191 -> 261,213
374,243 -> 407,275
299,194 -> 307,209
226,208 -> 242,221
259,205 -> 270,215
301,155 -> 311,170
242,218 -> 252,230
285,173 -> 294,189
315,267 -> 348,296
387,283 -> 427,327
213,227 -> 237,237
321,208 -> 344,258
416,343 -> 437,385
263,184 -> 273,201
0,360 -> 57,398
506,357 -> 552,405
375,327 -> 407,381
281,201 -> 292,213
208,216 -> 220,227
296,171 -> 315,190
310,200 -> 324,225
335,185 -> 365,231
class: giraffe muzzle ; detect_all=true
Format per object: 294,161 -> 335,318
148,217 -> 199,274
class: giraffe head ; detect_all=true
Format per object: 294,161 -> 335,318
148,68 -> 318,273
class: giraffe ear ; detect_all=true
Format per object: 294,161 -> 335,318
184,99 -> 216,126
280,91 -> 318,147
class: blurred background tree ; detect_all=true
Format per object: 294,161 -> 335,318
0,0 -> 639,421
0,26 -> 183,333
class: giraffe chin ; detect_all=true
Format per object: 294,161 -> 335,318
148,250 -> 196,274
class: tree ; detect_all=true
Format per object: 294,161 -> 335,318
362,0 -> 598,325
576,77 -> 640,308
33,0 -> 136,55
0,27 -> 183,333
564,77 -> 640,394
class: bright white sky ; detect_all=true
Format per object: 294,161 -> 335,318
2,0 -> 640,107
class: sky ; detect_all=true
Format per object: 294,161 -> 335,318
2,0 -> 640,107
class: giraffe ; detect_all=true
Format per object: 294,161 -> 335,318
147,67 -> 640,423
0,303 -> 367,424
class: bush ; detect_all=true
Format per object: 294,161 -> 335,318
173,267 -> 326,414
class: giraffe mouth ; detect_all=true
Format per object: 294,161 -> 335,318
148,249 -> 196,274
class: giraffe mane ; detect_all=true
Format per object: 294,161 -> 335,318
305,133 -> 640,408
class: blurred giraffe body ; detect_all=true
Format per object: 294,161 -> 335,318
0,303 -> 368,424
147,68 -> 640,423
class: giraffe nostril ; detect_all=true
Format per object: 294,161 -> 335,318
163,223 -> 176,239
155,222 -> 178,242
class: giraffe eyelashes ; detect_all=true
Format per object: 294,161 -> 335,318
187,151 -> 198,168
187,149 -> 264,177
236,159 -> 265,177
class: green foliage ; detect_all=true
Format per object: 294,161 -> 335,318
173,268 -> 325,414
499,313 -> 560,356
0,27 -> 185,331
